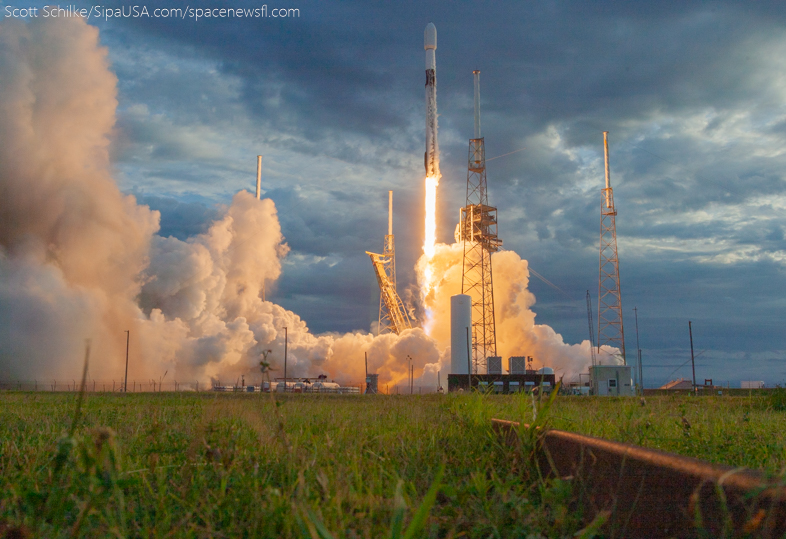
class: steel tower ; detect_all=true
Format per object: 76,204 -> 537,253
459,71 -> 502,374
367,191 -> 412,335
597,132 -> 626,363
586,290 -> 597,367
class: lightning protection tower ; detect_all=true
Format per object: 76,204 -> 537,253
597,132 -> 626,363
586,290 -> 597,367
459,71 -> 502,374
367,191 -> 412,335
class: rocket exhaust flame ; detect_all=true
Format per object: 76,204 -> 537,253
424,176 -> 438,259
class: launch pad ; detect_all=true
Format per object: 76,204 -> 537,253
448,372 -> 556,393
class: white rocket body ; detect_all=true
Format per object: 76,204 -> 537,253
424,23 -> 439,177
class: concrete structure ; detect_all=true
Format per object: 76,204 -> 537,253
741,381 -> 765,389
450,294 -> 472,374
448,373 -> 556,393
590,365 -> 634,396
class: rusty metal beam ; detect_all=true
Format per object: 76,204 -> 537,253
492,418 -> 786,538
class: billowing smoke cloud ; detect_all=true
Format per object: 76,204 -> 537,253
0,17 -> 603,389
0,17 -> 158,381
416,242 -> 617,380
0,16 -> 440,387
136,191 -> 442,385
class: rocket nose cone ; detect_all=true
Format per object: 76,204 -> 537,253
424,23 -> 437,50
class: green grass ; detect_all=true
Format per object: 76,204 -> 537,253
2,390 -> 785,537
485,392 -> 786,474
0,391 -> 585,538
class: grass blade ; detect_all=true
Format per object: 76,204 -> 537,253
402,464 -> 444,539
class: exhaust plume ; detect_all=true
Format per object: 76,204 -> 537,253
0,17 -> 601,390
0,16 -> 441,388
416,242 -> 612,380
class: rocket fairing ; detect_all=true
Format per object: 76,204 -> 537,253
424,23 -> 439,177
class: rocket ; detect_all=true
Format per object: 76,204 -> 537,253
424,23 -> 439,177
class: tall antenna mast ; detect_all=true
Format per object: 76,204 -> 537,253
256,155 -> 262,199
459,71 -> 501,374
597,132 -> 626,363
384,190 -> 396,289
473,70 -> 481,139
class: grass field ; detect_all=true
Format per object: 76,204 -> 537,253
1,390 -> 785,537
487,392 -> 786,474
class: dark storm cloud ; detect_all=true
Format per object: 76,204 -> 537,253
275,252 -> 379,334
136,194 -> 221,240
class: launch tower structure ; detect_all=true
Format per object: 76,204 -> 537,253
367,191 -> 412,336
597,132 -> 626,363
459,71 -> 502,374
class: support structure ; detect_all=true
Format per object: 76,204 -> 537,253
459,71 -> 501,374
597,131 -> 626,363
634,306 -> 643,393
367,191 -> 412,335
586,291 -> 597,367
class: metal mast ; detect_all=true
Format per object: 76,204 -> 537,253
597,131 -> 626,363
586,290 -> 597,367
460,71 -> 502,374
367,191 -> 412,335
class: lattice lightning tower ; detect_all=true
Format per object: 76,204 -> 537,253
367,191 -> 412,335
597,131 -> 626,363
459,71 -> 502,374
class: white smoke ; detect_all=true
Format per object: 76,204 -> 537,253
0,17 -> 604,389
0,16 -> 442,387
416,242 -> 616,381
0,17 -> 158,381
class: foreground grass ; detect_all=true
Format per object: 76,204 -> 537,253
486,392 -> 786,474
0,391 -> 583,538
4,391 -> 785,537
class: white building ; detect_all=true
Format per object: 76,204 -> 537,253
590,365 -> 634,396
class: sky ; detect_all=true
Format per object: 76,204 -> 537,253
3,0 -> 786,387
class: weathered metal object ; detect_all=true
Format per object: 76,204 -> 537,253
492,418 -> 786,538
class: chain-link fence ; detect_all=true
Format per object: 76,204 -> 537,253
0,380 -> 206,392
0,380 -> 440,394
